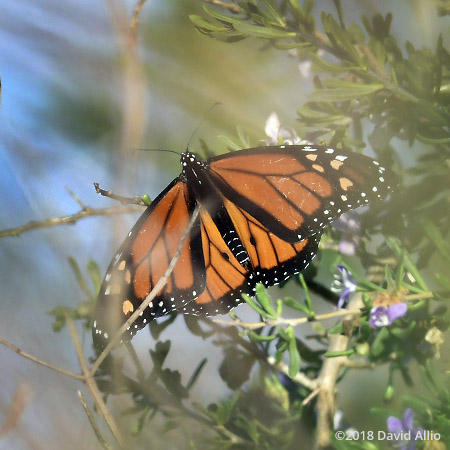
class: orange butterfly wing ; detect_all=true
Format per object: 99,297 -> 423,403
180,207 -> 253,315
93,180 -> 205,348
208,145 -> 393,242
182,197 -> 321,316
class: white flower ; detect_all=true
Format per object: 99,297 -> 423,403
264,112 -> 304,146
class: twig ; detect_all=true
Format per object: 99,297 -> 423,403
0,336 -> 84,380
302,387 -> 321,406
201,0 -> 243,13
0,205 -> 143,238
212,308 -> 362,331
405,292 -> 434,301
314,259 -> 389,449
131,0 -> 147,38
266,356 -> 317,391
67,319 -> 124,449
78,390 -> 112,450
90,205 -> 201,375
94,182 -> 146,206
104,0 -> 147,210
65,186 -> 87,209
343,360 -> 377,369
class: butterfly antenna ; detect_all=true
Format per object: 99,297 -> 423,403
185,102 -> 222,150
133,148 -> 181,156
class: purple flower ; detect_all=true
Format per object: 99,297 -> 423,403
332,212 -> 361,256
331,265 -> 358,309
387,408 -> 424,450
264,112 -> 304,146
369,303 -> 408,330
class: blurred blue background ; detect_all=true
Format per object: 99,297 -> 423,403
0,0 -> 444,448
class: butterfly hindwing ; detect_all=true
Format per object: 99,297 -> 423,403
181,197 -> 322,316
179,207 -> 254,316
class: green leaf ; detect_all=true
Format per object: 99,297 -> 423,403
161,420 -> 180,435
183,315 -> 215,338
272,41 -> 312,50
422,220 -> 450,264
339,263 -> 382,292
255,283 -> 277,317
219,349 -> 256,390
215,393 -> 240,425
248,331 -> 277,342
149,340 -> 171,369
371,327 -> 390,357
287,327 -> 301,376
189,15 -> 229,33
242,293 -> 269,317
233,21 -> 296,39
218,135 -> 241,151
87,259 -> 101,295
193,402 -> 218,422
283,296 -> 310,315
309,83 -> 384,102
131,410 -> 147,436
434,272 -> 450,291
299,274 -> 314,317
259,0 -> 285,27
386,238 -> 427,291
203,4 -> 243,26
149,313 -> 177,340
68,257 -> 93,300
161,368 -> 189,399
324,348 -> 356,357
275,298 -> 283,316
297,105 -> 345,125
186,358 -> 207,391
277,326 -> 290,342
309,50 -> 361,74
236,125 -> 250,148
321,13 -> 362,64
327,323 -> 344,334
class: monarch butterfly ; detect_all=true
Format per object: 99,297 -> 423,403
92,144 -> 394,351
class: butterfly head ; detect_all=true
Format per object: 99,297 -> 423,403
180,151 -> 206,179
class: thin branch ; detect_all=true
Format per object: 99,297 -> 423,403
212,308 -> 362,331
266,356 -> 317,391
131,0 -> 148,38
343,360 -> 378,369
90,205 -> 200,375
78,391 -> 112,450
302,387 -> 321,406
314,259 -> 389,449
65,186 -> 87,209
94,182 -> 146,205
0,205 -> 143,238
201,0 -> 243,14
405,291 -> 434,301
67,319 -> 124,449
0,336 -> 84,380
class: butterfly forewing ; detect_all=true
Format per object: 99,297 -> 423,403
208,145 -> 394,242
93,180 -> 205,349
